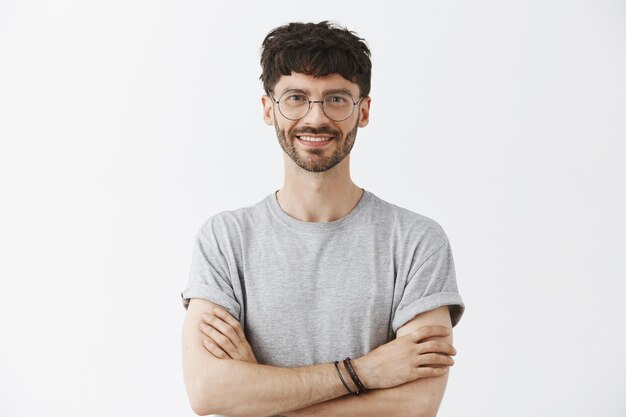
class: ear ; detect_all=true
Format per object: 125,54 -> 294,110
261,95 -> 274,126
357,96 -> 371,128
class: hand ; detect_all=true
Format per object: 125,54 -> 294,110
199,308 -> 258,363
353,325 -> 456,390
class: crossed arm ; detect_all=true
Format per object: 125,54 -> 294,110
182,298 -> 454,417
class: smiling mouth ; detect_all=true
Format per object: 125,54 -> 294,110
297,135 -> 334,142
295,135 -> 335,148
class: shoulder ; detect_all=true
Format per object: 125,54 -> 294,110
368,191 -> 449,249
195,195 -> 269,245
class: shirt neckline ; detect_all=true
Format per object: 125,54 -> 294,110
266,188 -> 372,232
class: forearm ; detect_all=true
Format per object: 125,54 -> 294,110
187,301 -> 453,417
185,300 -> 356,416
283,357 -> 451,417
282,378 -> 425,417
196,358 -> 355,417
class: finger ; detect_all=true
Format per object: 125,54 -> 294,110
213,308 -> 246,341
202,312 -> 242,346
413,366 -> 449,379
203,339 -> 230,359
410,326 -> 451,343
199,322 -> 239,357
198,319 -> 212,338
202,313 -> 240,346
417,340 -> 457,356
416,353 -> 455,367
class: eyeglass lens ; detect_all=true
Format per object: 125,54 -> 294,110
277,90 -> 357,121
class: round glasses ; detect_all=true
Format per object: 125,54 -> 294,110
270,89 -> 363,122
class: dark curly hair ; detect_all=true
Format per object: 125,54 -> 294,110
260,21 -> 372,97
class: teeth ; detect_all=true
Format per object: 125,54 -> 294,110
299,136 -> 332,142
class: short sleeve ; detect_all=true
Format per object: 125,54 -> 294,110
180,224 -> 242,321
391,238 -> 465,333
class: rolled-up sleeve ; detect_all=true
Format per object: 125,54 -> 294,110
181,221 -> 241,321
392,238 -> 465,333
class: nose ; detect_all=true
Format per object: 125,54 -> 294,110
301,100 -> 330,125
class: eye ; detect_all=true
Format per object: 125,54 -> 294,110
326,94 -> 349,104
284,93 -> 307,102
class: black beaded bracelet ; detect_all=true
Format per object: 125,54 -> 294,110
343,357 -> 368,394
334,360 -> 355,395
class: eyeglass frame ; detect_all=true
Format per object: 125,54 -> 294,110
269,88 -> 365,122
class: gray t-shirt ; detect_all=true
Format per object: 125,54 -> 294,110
181,188 -> 465,368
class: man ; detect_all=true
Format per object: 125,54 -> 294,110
181,21 -> 465,417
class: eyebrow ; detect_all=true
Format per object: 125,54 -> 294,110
280,87 -> 357,97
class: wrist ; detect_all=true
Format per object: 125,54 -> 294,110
351,356 -> 373,390
334,360 -> 359,395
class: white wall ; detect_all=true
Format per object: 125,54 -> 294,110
1,1 -> 624,416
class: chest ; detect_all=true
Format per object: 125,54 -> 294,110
239,230 -> 398,364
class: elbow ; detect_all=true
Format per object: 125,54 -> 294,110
188,395 -> 247,417
187,369 -> 250,417
190,403 -> 220,417
187,378 -> 218,416
190,403 -> 210,416
186,368 -> 232,416
189,393 -> 213,416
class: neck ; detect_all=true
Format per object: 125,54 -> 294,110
277,155 -> 363,222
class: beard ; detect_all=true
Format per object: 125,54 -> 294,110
274,115 -> 359,173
